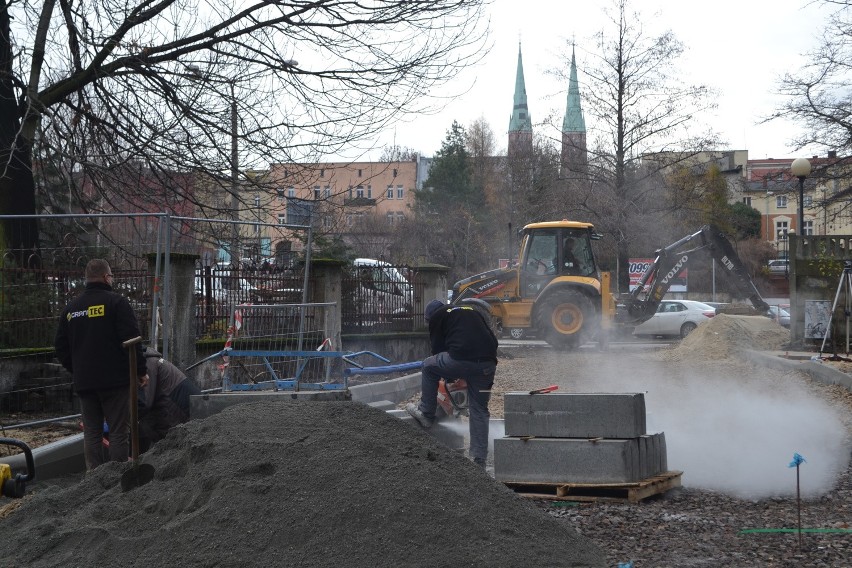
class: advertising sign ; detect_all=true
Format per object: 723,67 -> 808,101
629,258 -> 688,293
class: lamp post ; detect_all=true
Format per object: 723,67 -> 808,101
791,158 -> 812,236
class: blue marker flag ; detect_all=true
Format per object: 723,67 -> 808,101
788,453 -> 807,468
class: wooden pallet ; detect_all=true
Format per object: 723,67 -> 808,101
504,470 -> 683,503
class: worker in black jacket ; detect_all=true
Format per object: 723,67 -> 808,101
54,259 -> 148,470
138,347 -> 201,452
407,299 -> 498,467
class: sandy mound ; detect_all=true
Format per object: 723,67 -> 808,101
658,314 -> 790,362
2,401 -> 605,568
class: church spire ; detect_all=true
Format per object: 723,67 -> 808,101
508,42 -> 533,159
561,46 -> 587,173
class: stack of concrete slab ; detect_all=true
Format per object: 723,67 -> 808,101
494,392 -> 667,484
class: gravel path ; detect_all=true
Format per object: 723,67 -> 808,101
489,316 -> 852,568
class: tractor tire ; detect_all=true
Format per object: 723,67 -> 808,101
535,290 -> 597,350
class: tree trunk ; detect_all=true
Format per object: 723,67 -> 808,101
0,5 -> 40,267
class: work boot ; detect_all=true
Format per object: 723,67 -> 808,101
473,457 -> 486,468
405,403 -> 433,428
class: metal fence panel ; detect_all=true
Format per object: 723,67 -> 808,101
341,262 -> 424,332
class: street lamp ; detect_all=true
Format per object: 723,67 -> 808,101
791,157 -> 811,236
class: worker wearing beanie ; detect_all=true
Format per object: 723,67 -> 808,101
407,299 -> 498,467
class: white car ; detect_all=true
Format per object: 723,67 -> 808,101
195,273 -> 259,304
633,300 -> 716,339
766,305 -> 791,328
767,259 -> 789,274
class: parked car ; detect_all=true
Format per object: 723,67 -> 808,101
347,258 -> 415,322
633,300 -> 716,339
195,272 -> 260,304
766,305 -> 791,328
767,259 -> 789,274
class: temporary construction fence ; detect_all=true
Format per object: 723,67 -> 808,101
188,302 -> 392,392
0,213 -> 313,352
0,212 -> 313,415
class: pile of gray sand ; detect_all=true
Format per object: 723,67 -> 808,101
2,400 -> 606,568
659,313 -> 790,362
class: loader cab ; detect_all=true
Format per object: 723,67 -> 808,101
520,223 -> 596,298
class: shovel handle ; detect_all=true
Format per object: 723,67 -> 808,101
124,337 -> 143,463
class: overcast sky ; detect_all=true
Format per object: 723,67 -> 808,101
365,0 -> 835,161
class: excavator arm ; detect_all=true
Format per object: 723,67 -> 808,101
623,224 -> 769,325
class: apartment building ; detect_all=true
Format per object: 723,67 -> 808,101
260,158 -> 427,261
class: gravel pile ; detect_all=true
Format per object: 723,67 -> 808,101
1,401 -> 606,568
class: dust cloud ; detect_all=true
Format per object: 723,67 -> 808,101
582,315 -> 850,499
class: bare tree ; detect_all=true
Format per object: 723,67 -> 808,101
770,0 -> 852,223
550,0 -> 720,291
0,0 -> 488,266
772,1 -> 852,155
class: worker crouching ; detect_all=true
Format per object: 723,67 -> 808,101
407,299 -> 498,467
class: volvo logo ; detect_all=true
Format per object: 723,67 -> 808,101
661,255 -> 688,284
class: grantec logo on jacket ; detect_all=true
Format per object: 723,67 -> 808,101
54,281 -> 146,393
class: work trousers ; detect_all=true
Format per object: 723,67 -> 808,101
419,352 -> 496,461
78,386 -> 130,470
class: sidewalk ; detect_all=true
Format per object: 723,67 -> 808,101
744,349 -> 852,391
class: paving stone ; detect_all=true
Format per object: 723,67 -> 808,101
494,437 -> 643,483
503,392 -> 646,438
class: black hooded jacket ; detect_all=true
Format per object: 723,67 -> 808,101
54,281 -> 146,393
427,304 -> 498,362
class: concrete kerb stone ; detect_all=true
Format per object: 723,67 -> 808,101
348,372 -> 421,405
743,350 -> 852,391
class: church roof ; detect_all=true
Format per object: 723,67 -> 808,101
562,47 -> 586,133
508,43 -> 532,133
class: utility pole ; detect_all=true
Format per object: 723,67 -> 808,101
230,83 -> 240,266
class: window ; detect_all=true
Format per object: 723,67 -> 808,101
313,186 -> 321,200
367,185 -> 372,199
802,220 -> 814,236
396,185 -> 404,199
287,187 -> 295,198
776,195 -> 787,208
387,212 -> 395,224
395,212 -> 404,223
393,169 -> 397,177
356,186 -> 365,199
286,198 -> 313,225
357,169 -> 362,177
387,186 -> 394,199
803,195 -> 813,207
742,197 -> 752,207
775,221 -> 788,241
324,186 -> 331,198
277,188 -> 285,201
320,169 -> 325,177
277,214 -> 286,225
254,195 -> 260,208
